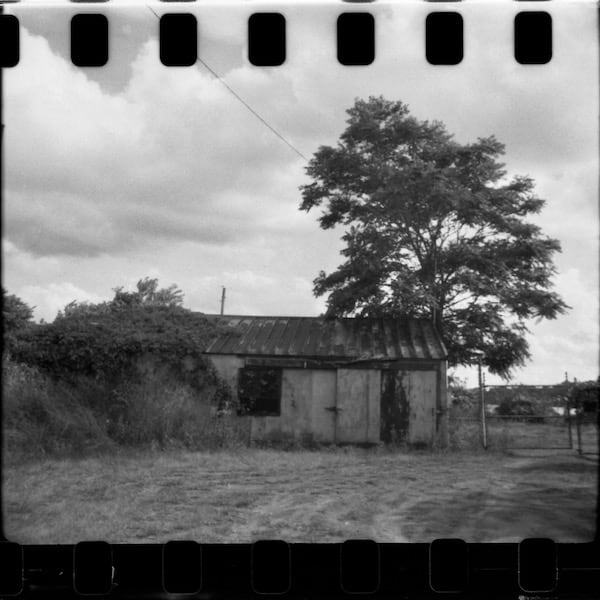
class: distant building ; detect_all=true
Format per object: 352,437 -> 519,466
203,315 -> 448,446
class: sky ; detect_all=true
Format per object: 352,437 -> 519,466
3,1 -> 598,387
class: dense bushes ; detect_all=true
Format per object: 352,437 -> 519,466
10,303 -> 221,383
3,356 -> 248,462
2,280 -> 247,461
3,358 -> 113,460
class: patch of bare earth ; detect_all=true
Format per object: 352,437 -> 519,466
3,448 -> 596,543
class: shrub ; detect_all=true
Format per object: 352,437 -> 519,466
10,304 -> 222,384
105,373 -> 247,450
496,397 -> 544,421
2,356 -> 114,461
2,355 -> 247,461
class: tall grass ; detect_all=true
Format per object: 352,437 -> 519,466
2,356 -> 248,462
2,358 -> 113,461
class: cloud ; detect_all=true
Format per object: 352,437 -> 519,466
4,29 -> 309,259
3,3 -> 597,384
17,283 -> 104,323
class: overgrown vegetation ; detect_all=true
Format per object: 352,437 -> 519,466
2,279 -> 247,462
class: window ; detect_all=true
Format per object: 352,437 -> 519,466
238,367 -> 282,416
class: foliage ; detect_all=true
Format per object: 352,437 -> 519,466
2,278 -> 246,460
3,356 -> 247,461
2,357 -> 114,460
300,96 -> 568,377
111,276 -> 185,308
449,383 -> 479,412
12,304 -> 219,385
496,397 -> 536,418
569,379 -> 599,414
3,288 -> 34,350
238,368 -> 281,416
10,278 -> 229,393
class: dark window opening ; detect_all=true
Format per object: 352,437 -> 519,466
238,367 -> 282,416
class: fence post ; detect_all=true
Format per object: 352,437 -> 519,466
576,407 -> 582,455
567,401 -> 573,449
479,358 -> 487,450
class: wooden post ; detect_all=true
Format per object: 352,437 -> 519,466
479,358 -> 488,450
439,360 -> 449,449
567,401 -> 573,449
576,407 -> 583,455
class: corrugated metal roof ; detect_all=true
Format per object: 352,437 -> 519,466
203,315 -> 447,361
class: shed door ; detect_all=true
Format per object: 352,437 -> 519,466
310,370 -> 337,442
336,369 -> 380,443
407,371 -> 437,445
381,370 -> 437,445
280,369 -> 336,443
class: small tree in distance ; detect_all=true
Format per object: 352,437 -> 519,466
300,97 -> 568,378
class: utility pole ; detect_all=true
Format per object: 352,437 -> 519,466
220,287 -> 226,315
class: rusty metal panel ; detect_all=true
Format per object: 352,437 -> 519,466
281,369 -> 312,437
203,315 -> 447,360
268,319 -> 287,355
336,369 -> 380,443
380,370 -> 410,443
367,370 -> 381,443
380,369 -> 437,446
407,321 -> 426,359
407,370 -> 437,445
278,369 -> 337,442
242,318 -> 263,354
317,319 -> 335,356
311,370 -> 337,442
282,317 -> 304,355
273,318 -> 293,355
302,319 -> 321,356
336,369 -> 367,443
394,321 -> 412,358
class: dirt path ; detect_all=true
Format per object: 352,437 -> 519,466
3,448 -> 597,543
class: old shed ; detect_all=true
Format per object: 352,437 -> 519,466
203,315 -> 448,446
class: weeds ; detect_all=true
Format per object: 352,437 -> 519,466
2,356 -> 248,462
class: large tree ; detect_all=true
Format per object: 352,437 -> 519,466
300,97 -> 568,377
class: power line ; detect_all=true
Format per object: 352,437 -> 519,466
147,7 -> 309,162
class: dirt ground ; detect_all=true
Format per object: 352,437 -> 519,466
4,446 -> 597,544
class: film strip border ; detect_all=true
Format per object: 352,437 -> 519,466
0,8 -> 553,68
1,539 -> 599,597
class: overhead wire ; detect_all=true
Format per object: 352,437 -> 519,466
147,6 -> 309,162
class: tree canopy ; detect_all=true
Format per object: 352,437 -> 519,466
2,288 -> 35,350
300,97 -> 568,377
9,278 -> 222,387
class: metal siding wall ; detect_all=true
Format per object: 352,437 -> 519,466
248,369 -> 337,443
407,370 -> 437,445
281,369 -> 312,438
336,369 -> 380,443
438,361 -> 449,447
311,370 -> 337,442
367,370 -> 382,443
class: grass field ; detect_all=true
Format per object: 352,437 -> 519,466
3,446 -> 597,544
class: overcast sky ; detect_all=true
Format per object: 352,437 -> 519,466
3,1 -> 598,386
